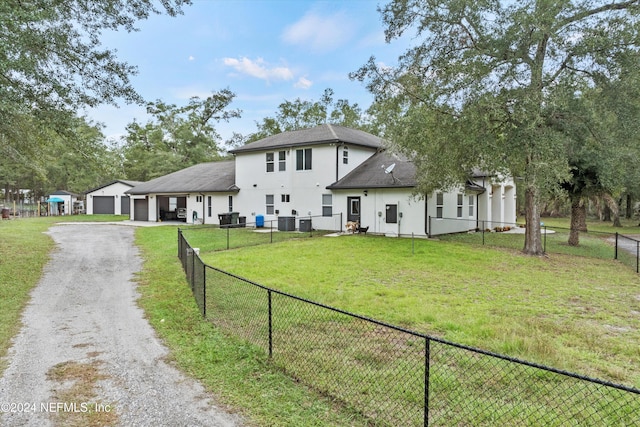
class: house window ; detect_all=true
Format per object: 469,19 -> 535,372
207,196 -> 212,217
169,197 -> 177,211
296,148 -> 312,170
386,204 -> 398,223
457,194 -> 463,218
281,194 -> 290,203
278,151 -> 286,171
322,194 -> 332,217
196,195 -> 203,203
266,152 -> 275,172
436,193 -> 444,219
343,146 -> 349,164
266,194 -> 274,215
468,195 -> 475,217
228,195 -> 233,212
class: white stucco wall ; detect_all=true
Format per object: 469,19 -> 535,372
332,189 -> 429,237
184,193 -> 235,225
86,182 -> 132,215
233,144 -> 378,229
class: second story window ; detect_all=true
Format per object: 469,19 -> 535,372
278,151 -> 286,171
296,148 -> 312,171
266,152 -> 275,172
343,146 -> 349,164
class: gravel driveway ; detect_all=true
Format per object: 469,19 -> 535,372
0,224 -> 243,427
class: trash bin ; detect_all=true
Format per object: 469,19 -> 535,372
299,218 -> 312,232
278,216 -> 295,231
238,216 -> 246,228
218,212 -> 232,227
230,212 -> 239,225
256,214 -> 264,228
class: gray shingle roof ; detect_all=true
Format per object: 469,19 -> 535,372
329,150 -> 487,193
229,124 -> 384,154
126,161 -> 238,195
327,150 -> 417,190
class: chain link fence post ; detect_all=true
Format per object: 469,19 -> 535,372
424,337 -> 430,427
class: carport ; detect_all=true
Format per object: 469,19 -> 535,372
157,195 -> 187,221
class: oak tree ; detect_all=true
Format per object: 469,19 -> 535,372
353,0 -> 640,255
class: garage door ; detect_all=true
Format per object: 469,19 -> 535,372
93,196 -> 115,214
121,196 -> 130,215
133,199 -> 148,221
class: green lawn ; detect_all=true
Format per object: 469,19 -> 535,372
200,230 -> 640,390
177,224 -> 640,425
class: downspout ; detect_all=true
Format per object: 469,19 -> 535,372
480,176 -> 486,230
335,144 -> 341,182
424,194 -> 429,236
476,193 -> 480,230
397,200 -> 401,237
200,193 -> 206,224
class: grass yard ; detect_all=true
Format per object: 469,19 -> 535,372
192,226 -> 640,391
175,223 -> 640,425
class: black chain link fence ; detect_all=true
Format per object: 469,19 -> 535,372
431,217 -> 640,273
179,214 -> 343,252
178,228 -> 640,426
615,233 -> 640,273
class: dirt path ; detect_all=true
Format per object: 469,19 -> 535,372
0,224 -> 243,427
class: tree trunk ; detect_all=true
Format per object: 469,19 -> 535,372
568,198 -> 586,246
626,194 -> 633,219
612,198 -> 622,227
523,186 -> 544,255
602,193 -> 621,227
602,202 -> 611,222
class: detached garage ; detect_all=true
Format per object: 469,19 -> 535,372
85,180 -> 144,215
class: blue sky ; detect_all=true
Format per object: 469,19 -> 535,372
87,0 -> 407,143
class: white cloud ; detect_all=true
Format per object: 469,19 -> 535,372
188,55 -> 195,61
294,76 -> 313,89
222,57 -> 294,82
282,10 -> 354,53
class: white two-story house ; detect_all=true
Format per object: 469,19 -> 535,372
124,124 -> 516,236
229,125 -> 383,231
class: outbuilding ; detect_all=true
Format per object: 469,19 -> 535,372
85,180 -> 144,215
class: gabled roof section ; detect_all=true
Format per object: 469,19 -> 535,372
85,179 -> 145,195
329,150 -> 489,194
229,124 -> 384,154
327,150 -> 417,190
126,161 -> 237,195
